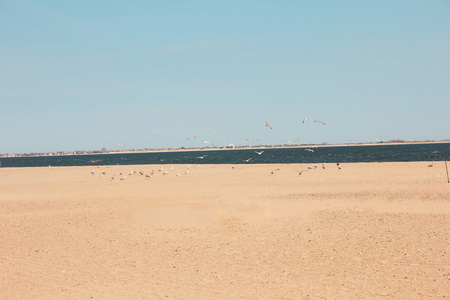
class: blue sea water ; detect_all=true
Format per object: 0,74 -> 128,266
0,143 -> 449,168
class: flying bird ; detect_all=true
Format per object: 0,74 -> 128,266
295,169 -> 308,176
285,139 -> 299,145
186,136 -> 197,141
241,158 -> 253,163
305,149 -> 315,153
265,121 -> 272,129
196,155 -> 207,159
254,151 -> 264,155
88,160 -> 102,164
314,120 -> 326,125
116,143 -> 124,146
302,118 -> 308,123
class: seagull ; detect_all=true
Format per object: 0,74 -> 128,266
295,169 -> 308,176
242,158 -> 253,163
186,136 -> 197,141
88,160 -> 102,164
265,121 -> 272,129
285,139 -> 299,145
229,143 -> 236,149
120,175 -> 127,180
305,149 -> 315,153
197,155 -> 207,159
91,170 -> 95,175
314,120 -> 326,125
302,118 -> 308,124
254,151 -> 264,155
322,164 -> 326,169
116,143 -> 124,146
428,163 -> 435,167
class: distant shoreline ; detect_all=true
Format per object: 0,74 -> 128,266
107,140 -> 450,154
2,140 -> 449,158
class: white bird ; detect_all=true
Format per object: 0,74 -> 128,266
186,136 -> 197,141
229,143 -> 236,149
302,118 -> 308,123
285,139 -> 299,145
202,140 -> 212,145
91,170 -> 95,175
197,155 -> 207,159
120,175 -> 127,180
314,120 -> 326,125
254,151 -> 264,155
305,149 -> 315,153
337,163 -> 342,169
242,158 -> 253,163
116,143 -> 124,146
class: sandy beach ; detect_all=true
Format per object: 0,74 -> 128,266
1,162 -> 449,299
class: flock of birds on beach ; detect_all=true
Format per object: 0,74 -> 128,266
89,160 -> 343,181
91,164 -> 203,181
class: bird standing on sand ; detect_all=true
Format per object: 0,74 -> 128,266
265,121 -> 272,129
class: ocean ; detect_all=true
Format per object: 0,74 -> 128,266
1,143 -> 449,168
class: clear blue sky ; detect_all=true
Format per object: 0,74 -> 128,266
1,0 -> 449,153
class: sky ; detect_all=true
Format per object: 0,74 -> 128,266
1,0 -> 449,154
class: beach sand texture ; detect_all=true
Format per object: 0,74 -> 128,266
1,162 -> 449,299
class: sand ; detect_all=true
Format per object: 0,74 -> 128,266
1,162 -> 449,299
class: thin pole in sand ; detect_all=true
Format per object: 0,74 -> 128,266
445,154 -> 449,183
